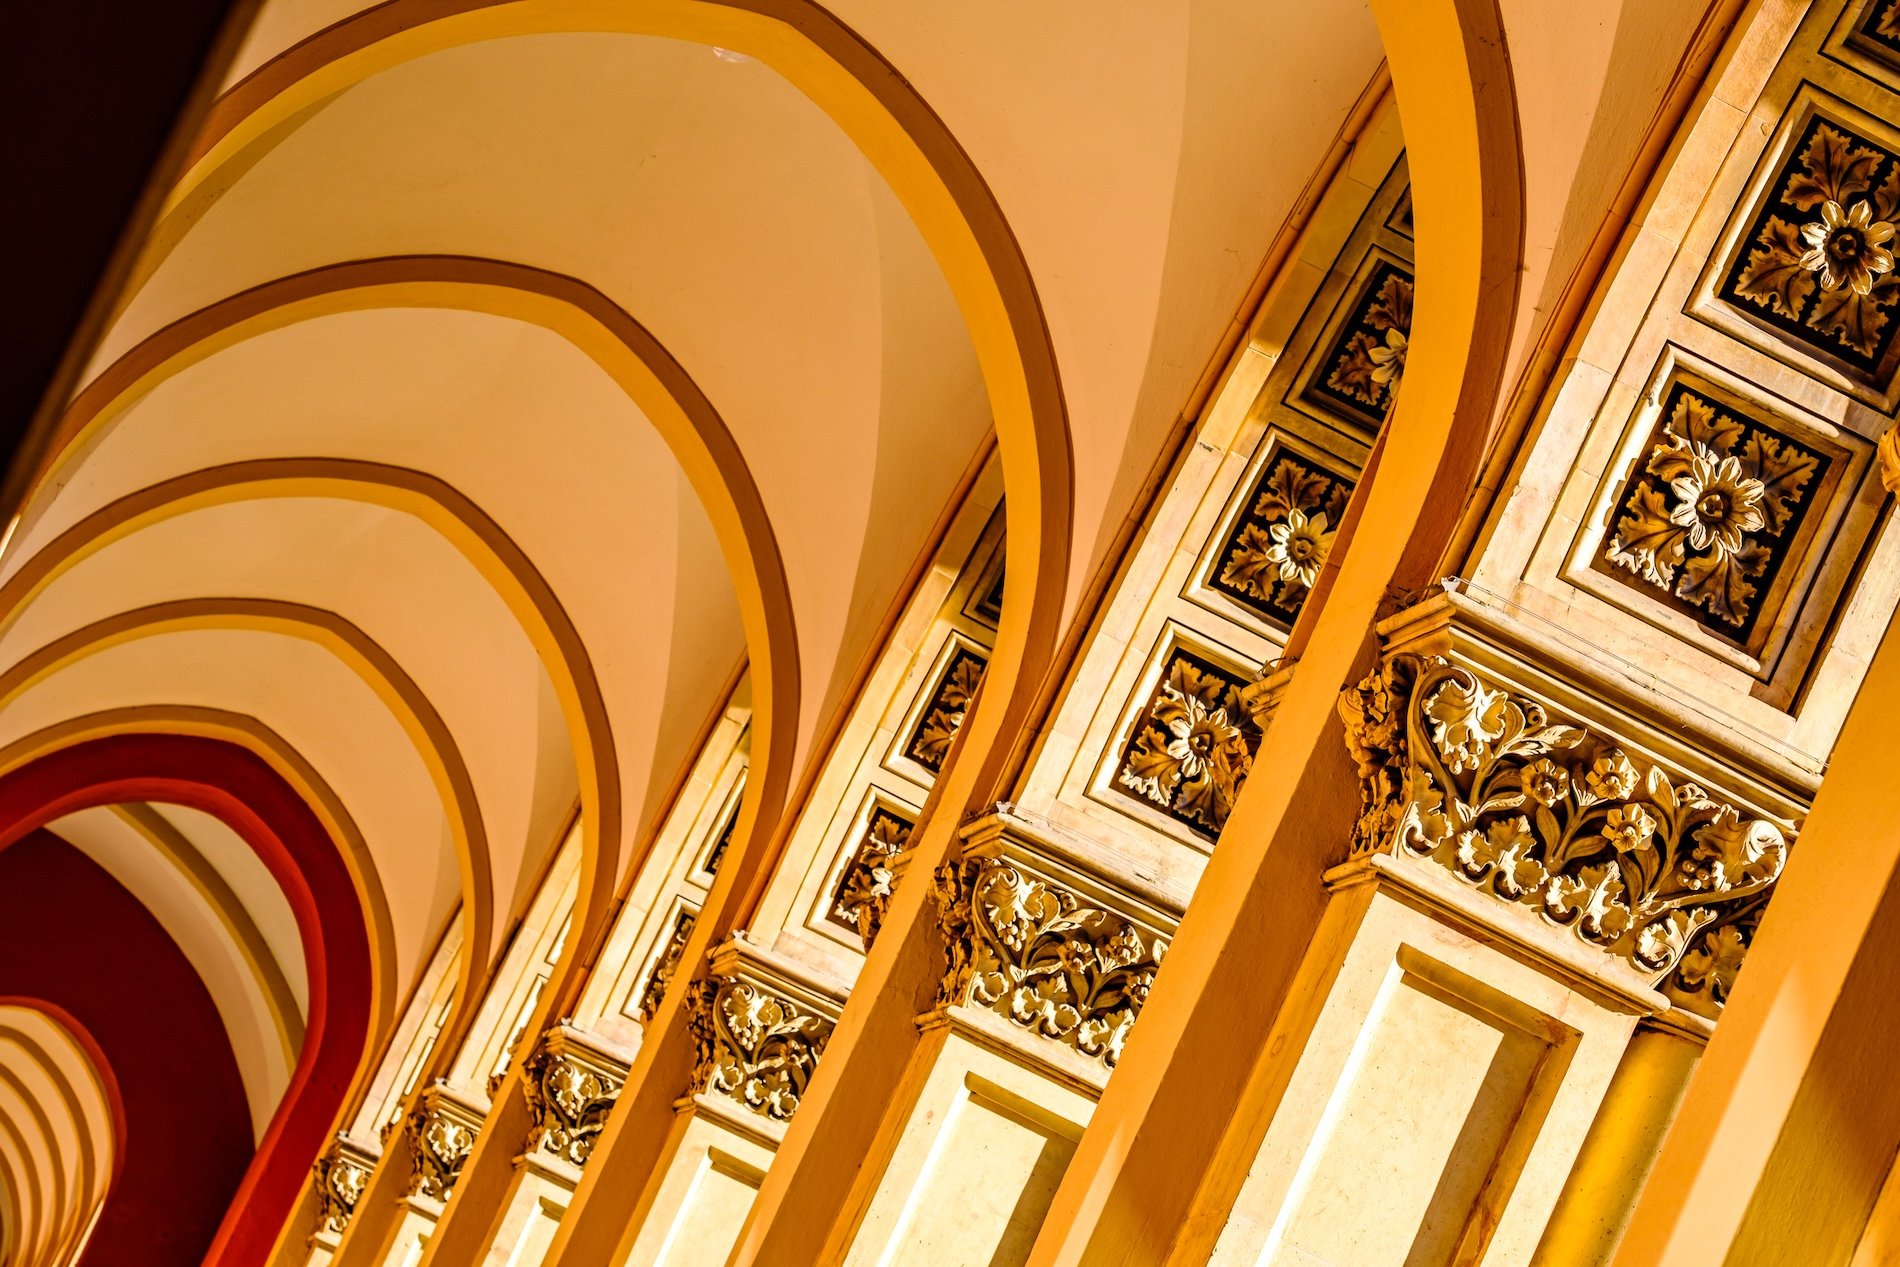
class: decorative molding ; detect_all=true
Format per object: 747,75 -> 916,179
933,810 -> 1177,1069
686,943 -> 839,1123
311,1135 -> 376,1237
404,1082 -> 485,1201
1715,98 -> 1900,388
635,906 -> 697,1023
828,804 -> 915,948
1599,375 -> 1829,642
522,1023 -> 629,1169
1209,443 -> 1354,630
903,643 -> 990,775
1112,642 -> 1260,838
1339,650 -> 1795,1016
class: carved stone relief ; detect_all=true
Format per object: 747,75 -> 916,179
522,1026 -> 627,1169
687,976 -> 834,1122
934,856 -> 1167,1068
701,788 -> 740,876
828,804 -> 915,948
1713,97 -> 1900,389
1305,255 -> 1414,431
1339,652 -> 1794,1016
1598,376 -> 1830,641
903,643 -> 990,775
312,1136 -> 375,1236
635,906 -> 697,1023
404,1084 -> 483,1201
1209,444 -> 1355,630
1112,644 -> 1260,838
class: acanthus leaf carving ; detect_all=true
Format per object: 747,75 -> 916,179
403,1084 -> 481,1201
522,1026 -> 625,1169
933,857 -> 1167,1068
686,977 -> 833,1122
1339,653 -> 1794,1016
311,1136 -> 374,1236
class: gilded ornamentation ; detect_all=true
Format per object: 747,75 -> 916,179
1722,110 -> 1900,376
702,790 -> 740,875
635,908 -> 697,1022
828,805 -> 915,947
934,857 -> 1167,1068
522,1030 -> 624,1168
1339,653 -> 1794,1014
1310,258 -> 1415,428
312,1137 -> 373,1236
1114,646 -> 1260,837
1848,1 -> 1900,75
903,645 -> 990,775
404,1087 -> 481,1201
687,978 -> 832,1121
1210,446 -> 1354,628
1600,379 -> 1825,639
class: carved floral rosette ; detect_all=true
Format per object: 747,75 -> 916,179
522,1025 -> 627,1169
311,1135 -> 375,1236
934,856 -> 1168,1068
1339,652 -> 1794,1015
687,976 -> 834,1122
404,1084 -> 483,1201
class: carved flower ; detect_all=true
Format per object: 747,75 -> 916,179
1520,757 -> 1570,807
1677,925 -> 1750,1002
1423,678 -> 1509,773
1799,199 -> 1896,294
1599,804 -> 1658,854
1117,657 -> 1253,832
910,652 -> 987,770
1367,327 -> 1407,391
1264,508 -> 1335,590
1684,807 -> 1787,891
1580,751 -> 1639,803
1666,447 -> 1766,557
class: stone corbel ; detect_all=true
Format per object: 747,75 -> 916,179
1336,589 -> 1806,1020
932,806 -> 1183,1079
404,1080 -> 486,1202
311,1133 -> 377,1240
522,1021 -> 633,1171
685,936 -> 843,1135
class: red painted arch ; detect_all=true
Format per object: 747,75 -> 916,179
0,734 -> 373,1267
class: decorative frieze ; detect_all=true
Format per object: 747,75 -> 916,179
1339,650 -> 1794,1016
1599,376 -> 1828,641
1209,444 -> 1354,629
311,1135 -> 375,1237
522,1023 -> 629,1169
404,1082 -> 484,1201
1112,643 -> 1260,838
686,945 -> 839,1123
903,643 -> 990,775
1307,255 -> 1414,430
1716,99 -> 1900,386
828,804 -> 915,947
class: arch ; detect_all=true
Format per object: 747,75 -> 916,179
0,726 -> 375,1267
0,705 -> 395,1057
8,257 -> 804,1050
0,1000 -> 123,1267
0,596 -> 494,1062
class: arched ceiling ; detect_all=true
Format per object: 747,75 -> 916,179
0,1004 -> 115,1267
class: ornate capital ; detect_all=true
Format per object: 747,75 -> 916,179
311,1135 -> 375,1237
686,947 -> 837,1123
934,851 -> 1169,1069
522,1024 -> 628,1169
1339,651 -> 1795,1016
404,1082 -> 483,1201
